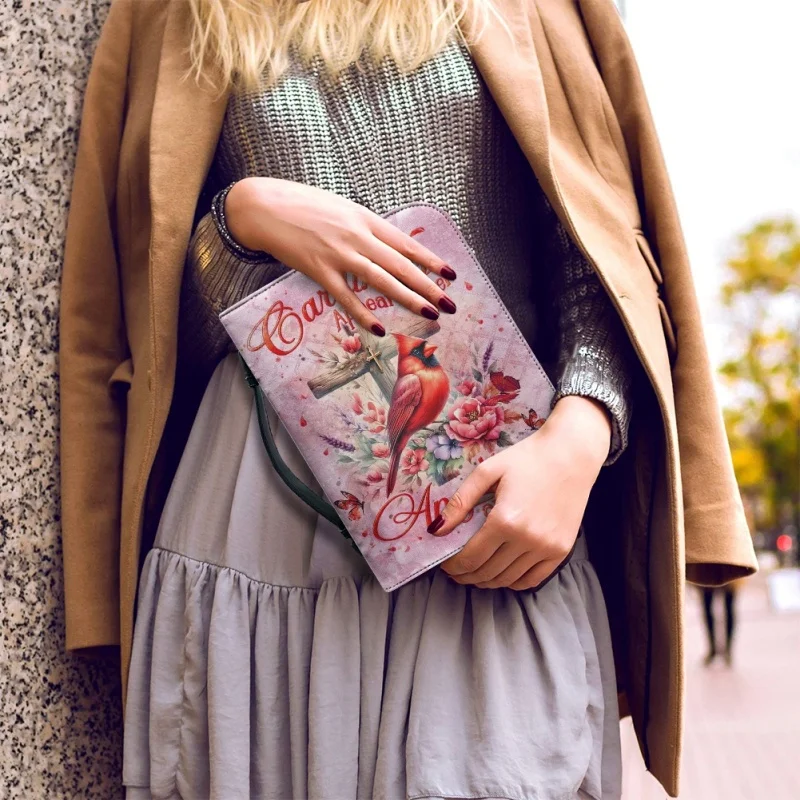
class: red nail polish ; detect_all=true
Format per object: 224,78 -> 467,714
438,296 -> 457,314
427,515 -> 445,534
421,306 -> 440,321
371,323 -> 386,336
441,266 -> 457,281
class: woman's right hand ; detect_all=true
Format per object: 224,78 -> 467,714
224,176 -> 457,336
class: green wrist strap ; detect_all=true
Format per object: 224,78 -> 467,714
240,356 -> 358,551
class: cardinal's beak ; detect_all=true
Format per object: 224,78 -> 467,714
423,343 -> 437,359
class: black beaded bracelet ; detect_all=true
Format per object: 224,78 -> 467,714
210,180 -> 275,263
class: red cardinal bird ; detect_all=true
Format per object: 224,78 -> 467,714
385,334 -> 450,496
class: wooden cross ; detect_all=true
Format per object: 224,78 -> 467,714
308,318 -> 440,402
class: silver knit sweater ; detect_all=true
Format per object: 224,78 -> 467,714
178,34 -> 635,465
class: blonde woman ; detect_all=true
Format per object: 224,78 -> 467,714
59,0 -> 758,798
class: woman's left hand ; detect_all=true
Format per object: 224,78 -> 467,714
434,395 -> 612,590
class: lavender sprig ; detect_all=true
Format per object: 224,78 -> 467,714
338,410 -> 353,427
482,341 -> 494,373
319,434 -> 356,452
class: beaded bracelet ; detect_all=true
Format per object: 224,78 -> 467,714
209,180 -> 275,263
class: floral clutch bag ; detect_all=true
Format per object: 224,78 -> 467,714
219,202 -> 555,592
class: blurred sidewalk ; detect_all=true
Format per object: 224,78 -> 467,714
621,569 -> 800,799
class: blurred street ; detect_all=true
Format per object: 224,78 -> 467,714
621,568 -> 800,799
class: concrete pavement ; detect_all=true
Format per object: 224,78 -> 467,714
620,571 -> 800,799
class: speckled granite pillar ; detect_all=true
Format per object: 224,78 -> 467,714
1,1 -> 123,797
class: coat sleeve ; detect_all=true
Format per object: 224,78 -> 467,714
58,0 -> 133,651
576,0 -> 758,584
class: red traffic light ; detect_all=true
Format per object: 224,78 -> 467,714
776,534 -> 793,552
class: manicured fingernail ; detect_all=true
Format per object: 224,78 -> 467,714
441,265 -> 457,280
421,305 -> 440,321
427,515 -> 445,534
438,295 -> 457,314
371,323 -> 386,336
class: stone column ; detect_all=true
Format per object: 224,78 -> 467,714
1,1 -> 123,796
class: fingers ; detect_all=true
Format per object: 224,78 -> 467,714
474,540 -> 575,591
322,272 -> 387,336
317,249 -> 455,333
473,550 -> 542,589
439,527 -> 506,578
507,557 -> 564,592
435,476 -> 579,590
445,540 -> 521,583
429,460 -> 502,537
309,207 -> 458,324
510,537 -> 579,592
359,241 -> 457,316
439,504 -> 514,579
350,254 -> 441,322
370,216 -> 457,282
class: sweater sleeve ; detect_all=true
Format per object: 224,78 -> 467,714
536,193 -> 636,467
177,182 -> 285,378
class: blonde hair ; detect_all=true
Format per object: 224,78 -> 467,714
186,0 -> 510,95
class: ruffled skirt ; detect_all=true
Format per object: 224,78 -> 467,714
122,354 -> 622,800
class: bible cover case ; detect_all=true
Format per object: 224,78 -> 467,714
219,203 -> 555,592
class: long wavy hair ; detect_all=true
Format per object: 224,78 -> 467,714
186,0 -> 510,95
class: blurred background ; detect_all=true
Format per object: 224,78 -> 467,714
617,1 -> 800,797
0,0 -> 797,797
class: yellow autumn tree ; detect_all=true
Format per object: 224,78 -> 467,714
719,218 -> 800,535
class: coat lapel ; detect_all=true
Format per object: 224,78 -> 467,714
148,0 -> 231,399
464,1 -> 646,306
468,0 -> 674,409
462,0 -> 558,209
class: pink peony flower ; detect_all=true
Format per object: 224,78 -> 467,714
342,334 -> 362,354
445,395 -> 505,443
352,393 -> 364,415
401,448 -> 429,476
457,379 -> 478,396
371,442 -> 391,459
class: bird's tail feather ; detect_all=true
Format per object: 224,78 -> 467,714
387,447 -> 402,496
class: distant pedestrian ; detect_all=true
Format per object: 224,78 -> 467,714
701,578 -> 747,665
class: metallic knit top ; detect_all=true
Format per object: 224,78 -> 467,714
179,33 -> 635,465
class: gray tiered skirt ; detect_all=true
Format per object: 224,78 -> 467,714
122,353 -> 622,800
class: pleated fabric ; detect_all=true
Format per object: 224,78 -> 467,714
122,354 -> 622,800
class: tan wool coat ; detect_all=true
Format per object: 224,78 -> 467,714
58,0 -> 758,795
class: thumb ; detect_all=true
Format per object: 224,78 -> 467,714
428,460 -> 501,536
